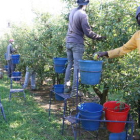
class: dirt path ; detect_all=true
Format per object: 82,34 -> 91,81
29,85 -> 110,140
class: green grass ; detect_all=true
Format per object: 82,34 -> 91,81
0,75 -> 74,140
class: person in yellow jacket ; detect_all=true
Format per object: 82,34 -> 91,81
97,6 -> 140,58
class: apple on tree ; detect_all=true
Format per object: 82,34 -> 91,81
93,53 -> 99,60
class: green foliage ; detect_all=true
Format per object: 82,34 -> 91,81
3,12 -> 68,86
115,101 -> 126,112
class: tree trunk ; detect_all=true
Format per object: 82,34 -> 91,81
100,91 -> 108,105
92,85 -> 109,105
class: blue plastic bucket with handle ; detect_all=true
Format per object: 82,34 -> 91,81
12,72 -> 21,81
53,57 -> 68,73
78,60 -> 103,85
11,54 -> 20,64
54,84 -> 64,101
78,102 -> 103,131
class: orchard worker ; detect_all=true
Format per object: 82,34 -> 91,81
97,6 -> 140,59
64,0 -> 106,97
5,39 -> 17,77
22,66 -> 36,91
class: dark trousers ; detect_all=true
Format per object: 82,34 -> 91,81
7,60 -> 16,77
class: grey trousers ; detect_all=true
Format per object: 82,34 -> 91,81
64,43 -> 84,92
23,71 -> 36,89
7,60 -> 16,77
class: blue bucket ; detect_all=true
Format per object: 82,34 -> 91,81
78,102 -> 103,131
54,84 -> 64,101
12,72 -> 21,81
53,57 -> 67,73
11,54 -> 20,64
4,65 -> 8,71
79,60 -> 103,85
109,132 -> 126,140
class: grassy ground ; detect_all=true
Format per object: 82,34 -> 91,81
1,72 -> 138,140
0,75 -> 74,140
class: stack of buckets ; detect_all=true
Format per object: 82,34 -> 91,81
11,54 -> 21,81
78,102 -> 103,131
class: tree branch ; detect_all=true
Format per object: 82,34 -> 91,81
92,86 -> 102,98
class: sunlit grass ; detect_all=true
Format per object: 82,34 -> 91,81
10,121 -> 21,128
0,74 -> 74,140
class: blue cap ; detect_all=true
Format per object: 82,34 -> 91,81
77,0 -> 89,5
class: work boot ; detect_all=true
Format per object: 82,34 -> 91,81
64,86 -> 71,94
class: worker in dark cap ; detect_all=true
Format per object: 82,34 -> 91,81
64,0 -> 106,97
